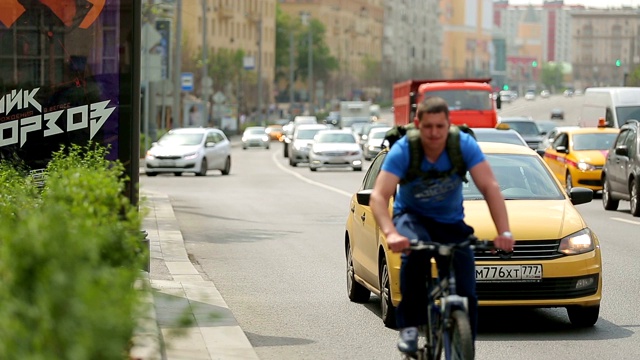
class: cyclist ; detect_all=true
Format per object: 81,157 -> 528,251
369,96 -> 515,354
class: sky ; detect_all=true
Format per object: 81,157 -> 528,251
506,0 -> 640,8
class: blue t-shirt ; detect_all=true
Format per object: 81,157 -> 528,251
381,131 -> 484,223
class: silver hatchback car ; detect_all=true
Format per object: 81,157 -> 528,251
145,128 -> 231,176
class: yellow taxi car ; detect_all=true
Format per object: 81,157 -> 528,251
345,143 -> 602,329
266,124 -> 284,141
543,124 -> 619,193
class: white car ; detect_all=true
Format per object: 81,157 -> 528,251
145,128 -> 231,177
289,124 -> 330,166
309,130 -> 363,171
241,126 -> 270,150
524,91 -> 536,101
363,126 -> 392,160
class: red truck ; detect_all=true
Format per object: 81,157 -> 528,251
392,78 -> 500,128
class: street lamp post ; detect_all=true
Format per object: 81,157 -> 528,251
301,12 -> 313,115
256,18 -> 264,126
201,0 -> 209,127
172,0 -> 182,128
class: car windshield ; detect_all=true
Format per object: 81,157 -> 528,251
297,129 -> 323,140
370,130 -> 389,140
316,133 -> 356,143
342,117 -> 371,128
426,90 -> 492,111
463,154 -> 563,200
245,128 -> 266,135
616,106 -> 640,127
572,133 -> 618,151
474,132 -> 526,146
536,121 -> 557,134
158,133 -> 203,146
503,121 -> 540,136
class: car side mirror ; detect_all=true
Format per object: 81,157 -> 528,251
540,130 -> 547,136
536,149 -> 546,157
555,145 -> 568,153
356,189 -> 372,206
615,145 -> 629,157
496,95 -> 502,110
569,187 -> 593,205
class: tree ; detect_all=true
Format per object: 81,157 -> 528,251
625,64 -> 640,86
541,62 -> 564,92
295,18 -> 338,87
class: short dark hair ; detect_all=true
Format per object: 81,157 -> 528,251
416,96 -> 449,121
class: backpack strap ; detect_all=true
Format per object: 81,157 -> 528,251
401,126 -> 469,184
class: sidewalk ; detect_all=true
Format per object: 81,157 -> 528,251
136,190 -> 259,360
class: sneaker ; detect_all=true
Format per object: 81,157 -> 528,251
397,327 -> 418,354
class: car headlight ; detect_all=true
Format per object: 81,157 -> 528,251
293,144 -> 305,151
577,162 -> 596,171
145,151 -> 155,160
262,135 -> 269,141
184,152 -> 198,160
559,229 -> 595,255
242,136 -> 248,142
368,145 -> 376,151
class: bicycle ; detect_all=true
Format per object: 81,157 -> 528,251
401,235 -> 494,360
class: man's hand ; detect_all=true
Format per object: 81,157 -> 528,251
493,233 -> 515,252
387,232 -> 411,253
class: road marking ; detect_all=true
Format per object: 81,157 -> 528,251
611,217 -> 640,225
272,152 -> 352,198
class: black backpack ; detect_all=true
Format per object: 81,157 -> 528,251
383,123 -> 476,184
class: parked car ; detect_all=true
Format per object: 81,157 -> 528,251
145,128 -> 231,177
602,119 -> 640,216
242,126 -> 270,150
308,129 -> 363,171
543,125 -> 619,193
498,117 -> 544,150
289,123 -> 329,167
471,127 -> 528,147
363,126 -> 392,160
345,142 -> 601,328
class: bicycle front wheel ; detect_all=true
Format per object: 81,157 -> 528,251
443,310 -> 473,360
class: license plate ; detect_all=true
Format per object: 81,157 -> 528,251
161,160 -> 175,167
475,265 -> 542,282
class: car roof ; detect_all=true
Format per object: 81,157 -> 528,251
478,142 -> 539,155
169,127 -> 216,134
499,117 -> 534,122
559,127 -> 620,135
295,124 -> 329,130
368,126 -> 392,134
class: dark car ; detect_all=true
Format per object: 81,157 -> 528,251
551,108 -> 565,120
602,119 -> 640,216
498,117 -> 544,150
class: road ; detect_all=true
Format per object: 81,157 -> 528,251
141,96 -> 640,359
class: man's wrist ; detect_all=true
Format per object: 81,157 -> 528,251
500,231 -> 513,238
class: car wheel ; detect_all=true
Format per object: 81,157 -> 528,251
289,157 -> 296,167
146,172 -> 158,177
310,166 -> 317,172
380,259 -> 397,329
567,305 -> 599,327
266,145 -> 270,150
346,242 -> 371,303
242,146 -> 247,150
221,157 -> 231,176
174,172 -> 183,176
196,158 -> 207,176
602,176 -> 619,211
630,178 -> 640,217
283,144 -> 289,158
565,172 -> 573,193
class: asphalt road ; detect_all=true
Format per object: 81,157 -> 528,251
140,96 -> 640,359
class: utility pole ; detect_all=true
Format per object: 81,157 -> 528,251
201,0 -> 209,127
308,24 -> 313,115
172,0 -> 182,128
288,31 -> 294,110
256,19 -> 264,126
143,22 -> 150,152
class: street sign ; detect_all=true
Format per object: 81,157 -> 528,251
213,91 -> 226,104
181,72 -> 193,92
243,56 -> 255,70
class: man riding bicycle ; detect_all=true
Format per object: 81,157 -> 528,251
369,96 -> 515,354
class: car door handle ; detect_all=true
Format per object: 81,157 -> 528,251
350,205 -> 355,213
360,213 -> 366,222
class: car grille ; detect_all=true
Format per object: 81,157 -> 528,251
155,155 -> 181,160
477,274 -> 599,300
475,240 -> 564,261
318,151 -> 349,156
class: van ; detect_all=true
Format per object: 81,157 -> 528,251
579,87 -> 640,128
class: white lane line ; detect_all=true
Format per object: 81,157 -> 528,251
611,217 -> 640,225
272,152 -> 352,198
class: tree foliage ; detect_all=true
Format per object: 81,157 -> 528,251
541,62 -> 564,92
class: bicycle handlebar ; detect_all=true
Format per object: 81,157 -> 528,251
407,235 -> 511,256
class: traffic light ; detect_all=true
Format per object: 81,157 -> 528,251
615,59 -> 621,67
503,84 -> 509,91
531,60 -> 538,68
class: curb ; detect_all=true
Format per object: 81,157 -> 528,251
130,271 -> 163,360
141,190 -> 259,360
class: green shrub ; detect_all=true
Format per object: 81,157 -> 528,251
0,143 -> 147,359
